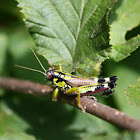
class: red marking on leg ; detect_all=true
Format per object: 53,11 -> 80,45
81,88 -> 107,95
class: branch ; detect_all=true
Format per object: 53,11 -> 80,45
0,77 -> 140,132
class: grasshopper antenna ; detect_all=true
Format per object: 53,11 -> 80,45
27,42 -> 46,73
15,65 -> 46,76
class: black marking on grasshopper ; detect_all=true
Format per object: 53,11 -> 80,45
102,88 -> 114,96
46,68 -> 72,92
98,78 -> 106,83
95,85 -> 104,90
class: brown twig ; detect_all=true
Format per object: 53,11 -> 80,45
0,77 -> 140,132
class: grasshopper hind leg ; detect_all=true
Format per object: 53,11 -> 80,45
66,87 -> 86,113
77,89 -> 87,113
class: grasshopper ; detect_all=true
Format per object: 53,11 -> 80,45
16,43 -> 118,113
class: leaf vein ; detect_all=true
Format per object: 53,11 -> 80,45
81,0 -> 103,30
49,0 -> 76,41
68,0 -> 80,18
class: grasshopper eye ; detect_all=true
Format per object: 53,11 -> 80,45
46,71 -> 52,80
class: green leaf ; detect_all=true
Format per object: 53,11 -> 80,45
110,35 -> 140,61
109,0 -> 140,61
17,0 -> 116,76
125,78 -> 140,108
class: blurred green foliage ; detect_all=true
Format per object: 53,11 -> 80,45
125,78 -> 140,107
0,0 -> 140,140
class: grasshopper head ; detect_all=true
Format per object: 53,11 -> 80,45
46,67 -> 54,80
